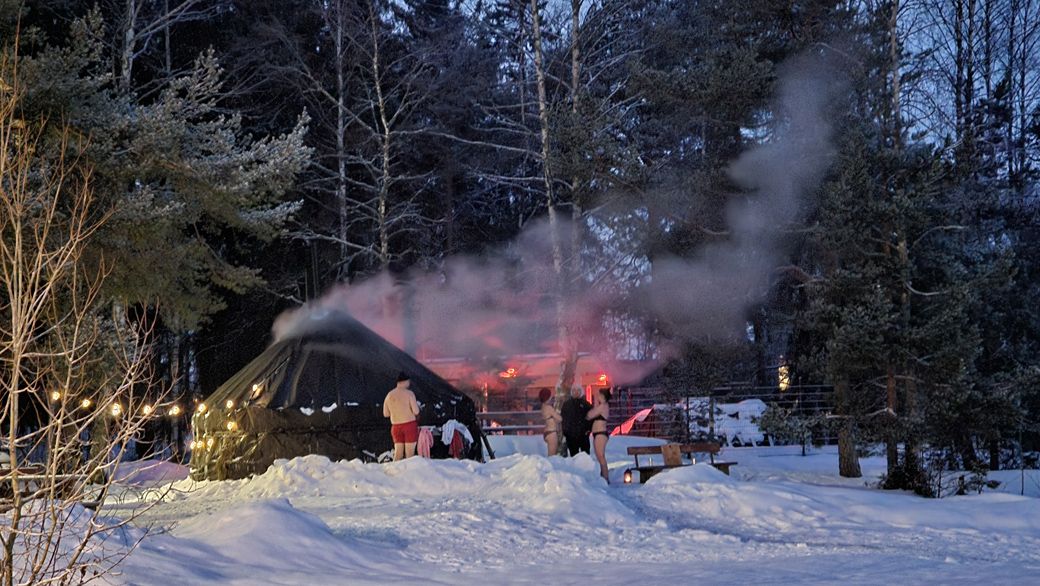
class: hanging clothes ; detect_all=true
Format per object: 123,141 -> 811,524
440,419 -> 473,446
417,426 -> 435,458
449,431 -> 464,459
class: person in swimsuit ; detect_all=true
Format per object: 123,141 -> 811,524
383,372 -> 420,461
586,388 -> 611,482
538,387 -> 561,457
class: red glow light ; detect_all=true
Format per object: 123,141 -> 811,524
499,367 -> 518,379
597,373 -> 609,385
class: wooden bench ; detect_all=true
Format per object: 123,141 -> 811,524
625,442 -> 737,484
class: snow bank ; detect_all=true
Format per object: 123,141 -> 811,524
112,459 -> 190,486
109,444 -> 1040,585
639,463 -> 1040,537
173,499 -> 404,574
0,501 -> 147,583
169,452 -> 635,527
122,498 -> 413,585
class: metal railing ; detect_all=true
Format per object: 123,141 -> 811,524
608,385 -> 837,446
475,386 -> 838,446
477,411 -> 543,434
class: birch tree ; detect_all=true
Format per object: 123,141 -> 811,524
9,11 -> 310,442
0,50 -> 165,584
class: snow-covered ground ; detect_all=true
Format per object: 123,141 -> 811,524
93,438 -> 1040,585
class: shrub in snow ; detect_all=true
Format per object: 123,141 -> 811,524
757,404 -> 829,455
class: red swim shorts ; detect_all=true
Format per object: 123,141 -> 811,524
391,420 -> 419,444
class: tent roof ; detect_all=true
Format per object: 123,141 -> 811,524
205,311 -> 468,411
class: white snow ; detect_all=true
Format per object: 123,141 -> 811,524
111,459 -> 190,486
321,403 -> 338,413
86,440 -> 1040,584
688,397 -> 769,446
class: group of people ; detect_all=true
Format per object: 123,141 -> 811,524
539,385 -> 611,483
383,372 -> 612,483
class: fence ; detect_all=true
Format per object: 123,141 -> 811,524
478,385 -> 838,448
478,411 -> 543,434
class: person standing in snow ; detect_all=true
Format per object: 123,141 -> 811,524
383,372 -> 421,461
586,388 -> 611,483
560,386 -> 592,456
538,387 -> 561,457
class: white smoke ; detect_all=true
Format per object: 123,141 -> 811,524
272,51 -> 844,384
642,52 -> 842,345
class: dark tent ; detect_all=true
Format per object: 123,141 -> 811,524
190,311 -> 482,480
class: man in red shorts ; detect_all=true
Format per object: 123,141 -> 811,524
383,372 -> 420,460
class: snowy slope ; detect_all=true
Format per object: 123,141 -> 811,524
95,439 -> 1040,585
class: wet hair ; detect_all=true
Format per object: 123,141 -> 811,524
599,388 -> 612,402
396,372 -> 410,383
538,388 -> 552,403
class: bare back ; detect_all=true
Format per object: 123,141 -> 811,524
383,387 -> 419,424
541,403 -> 561,432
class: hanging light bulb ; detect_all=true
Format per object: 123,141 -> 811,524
110,403 -> 123,417
225,399 -> 235,410
80,398 -> 92,409
226,420 -> 238,432
206,437 -> 215,449
143,405 -> 154,416
189,440 -> 197,450
196,402 -> 207,414
168,405 -> 182,417
50,391 -> 61,402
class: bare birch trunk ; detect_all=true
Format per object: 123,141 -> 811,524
370,1 -> 391,271
335,0 -> 350,279
888,0 -> 902,151
884,0 -> 903,480
164,0 -> 172,77
0,57 -> 164,583
954,0 -> 965,138
1018,0 -> 1031,183
564,0 -> 584,390
1008,0 -> 1018,181
121,0 -> 137,88
528,0 -> 577,401
982,0 -> 992,98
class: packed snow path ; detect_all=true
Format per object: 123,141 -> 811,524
102,439 -> 1040,585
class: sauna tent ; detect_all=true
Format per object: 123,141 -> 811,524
190,311 -> 482,480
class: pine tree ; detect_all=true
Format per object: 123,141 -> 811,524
6,12 -> 310,331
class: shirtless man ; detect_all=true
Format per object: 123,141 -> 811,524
383,372 -> 420,461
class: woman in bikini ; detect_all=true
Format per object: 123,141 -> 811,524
586,388 -> 611,483
538,388 -> 561,457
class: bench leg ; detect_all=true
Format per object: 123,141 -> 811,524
710,463 -> 731,475
640,468 -> 659,484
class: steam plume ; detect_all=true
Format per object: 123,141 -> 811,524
272,51 -> 844,385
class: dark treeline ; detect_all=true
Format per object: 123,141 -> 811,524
2,0 -> 1038,492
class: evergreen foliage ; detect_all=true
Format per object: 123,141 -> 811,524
2,0 -> 1037,486
5,10 -> 310,331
